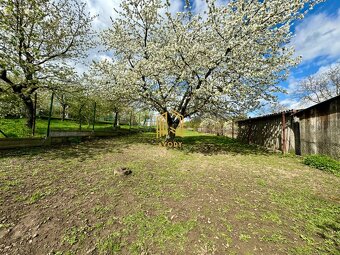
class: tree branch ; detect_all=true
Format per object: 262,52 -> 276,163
0,69 -> 14,86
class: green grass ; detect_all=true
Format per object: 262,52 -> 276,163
176,134 -> 267,155
0,118 -> 146,138
0,132 -> 339,254
122,211 -> 196,254
97,232 -> 122,254
63,226 -> 87,246
28,191 -> 46,204
304,154 -> 340,176
239,233 -> 252,242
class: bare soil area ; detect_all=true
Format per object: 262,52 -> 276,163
0,134 -> 339,254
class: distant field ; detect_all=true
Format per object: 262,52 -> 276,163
0,118 -> 147,138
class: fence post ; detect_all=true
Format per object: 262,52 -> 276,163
129,111 -> 133,131
138,112 -> 141,130
282,112 -> 286,154
0,130 -> 8,138
79,105 -> 83,131
61,94 -> 66,121
47,92 -> 54,137
32,93 -> 37,136
232,120 -> 234,139
92,101 -> 96,132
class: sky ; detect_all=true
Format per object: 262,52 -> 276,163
279,0 -> 340,109
83,0 -> 340,112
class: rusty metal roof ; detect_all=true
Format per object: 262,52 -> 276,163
237,109 -> 301,123
237,95 -> 340,123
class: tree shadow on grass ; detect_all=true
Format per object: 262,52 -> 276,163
121,133 -> 272,156
0,136 -> 132,161
0,132 -> 272,160
176,135 -> 271,156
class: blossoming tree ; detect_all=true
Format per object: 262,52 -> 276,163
0,0 -> 94,128
98,0 -> 322,140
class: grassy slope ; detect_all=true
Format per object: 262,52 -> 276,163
0,132 -> 339,255
0,118 -> 143,138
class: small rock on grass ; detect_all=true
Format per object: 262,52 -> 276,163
114,167 -> 132,176
86,246 -> 96,254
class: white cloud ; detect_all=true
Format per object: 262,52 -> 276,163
168,0 -> 183,15
282,60 -> 340,110
279,98 -> 312,110
78,0 -> 185,74
287,76 -> 299,93
292,9 -> 340,62
192,0 -> 229,16
288,60 -> 340,92
85,0 -> 123,30
313,61 -> 340,76
86,0 -> 184,30
192,0 -> 208,14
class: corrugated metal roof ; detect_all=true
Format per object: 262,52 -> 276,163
237,95 -> 340,123
237,109 -> 299,123
294,95 -> 340,116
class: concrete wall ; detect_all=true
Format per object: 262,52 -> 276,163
49,130 -> 130,137
0,130 -> 133,150
296,96 -> 340,159
0,137 -> 51,149
237,96 -> 340,159
237,112 -> 296,153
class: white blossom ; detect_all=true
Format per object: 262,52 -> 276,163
94,0 -> 324,135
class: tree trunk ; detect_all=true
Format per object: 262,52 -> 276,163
22,95 -> 34,129
113,111 -> 118,127
61,94 -> 66,121
79,107 -> 82,131
166,122 -> 177,142
11,83 -> 35,129
165,112 -> 180,142
32,93 -> 37,136
62,104 -> 66,121
166,130 -> 176,141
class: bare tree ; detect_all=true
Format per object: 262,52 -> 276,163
257,101 -> 288,116
295,64 -> 340,104
327,64 -> 340,96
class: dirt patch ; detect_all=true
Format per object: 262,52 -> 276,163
0,134 -> 339,254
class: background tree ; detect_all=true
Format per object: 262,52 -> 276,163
88,65 -> 136,128
55,94 -> 69,121
0,90 -> 24,118
199,118 -> 223,135
0,0 -> 95,128
255,101 -> 288,116
294,64 -> 340,104
98,0 -> 322,140
186,116 -> 202,131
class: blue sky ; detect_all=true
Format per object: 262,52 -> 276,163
278,0 -> 340,109
85,0 -> 340,110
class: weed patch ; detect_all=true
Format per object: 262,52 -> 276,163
304,154 -> 340,176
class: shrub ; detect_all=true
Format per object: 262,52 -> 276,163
304,155 -> 340,176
